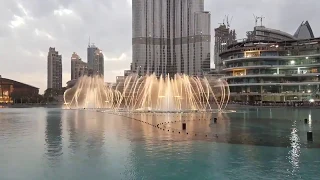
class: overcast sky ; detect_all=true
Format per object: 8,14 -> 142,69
0,0 -> 318,93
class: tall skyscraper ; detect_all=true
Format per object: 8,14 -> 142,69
47,47 -> 62,90
132,0 -> 211,77
214,24 -> 236,72
71,52 -> 88,80
87,43 -> 104,77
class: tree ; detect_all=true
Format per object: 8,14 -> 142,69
10,90 -> 40,104
44,88 -> 67,97
44,88 -> 58,98
10,91 -> 22,103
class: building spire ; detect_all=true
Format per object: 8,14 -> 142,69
88,36 -> 91,47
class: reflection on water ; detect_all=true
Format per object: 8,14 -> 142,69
0,107 -> 320,179
121,110 -> 320,148
45,110 -> 63,161
84,112 -> 105,158
65,110 -> 106,158
66,110 -> 80,154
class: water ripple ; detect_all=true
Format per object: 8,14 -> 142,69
0,108 -> 320,179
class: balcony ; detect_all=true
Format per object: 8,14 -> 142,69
223,72 -> 320,79
223,63 -> 320,71
222,52 -> 320,63
227,81 -> 320,86
222,54 -> 320,71
229,92 -> 315,96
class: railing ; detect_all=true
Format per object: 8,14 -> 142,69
229,92 -> 318,95
225,61 -> 320,68
222,63 -> 320,71
228,80 -> 319,84
223,72 -> 320,78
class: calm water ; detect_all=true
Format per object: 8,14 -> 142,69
0,107 -> 320,180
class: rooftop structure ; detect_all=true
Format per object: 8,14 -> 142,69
246,26 -> 296,41
294,21 -> 315,39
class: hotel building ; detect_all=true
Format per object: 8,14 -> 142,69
220,37 -> 320,102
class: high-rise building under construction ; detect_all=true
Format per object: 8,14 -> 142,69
214,23 -> 236,72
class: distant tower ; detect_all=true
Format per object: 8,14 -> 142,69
87,43 -> 97,70
87,42 -> 104,77
47,47 -> 62,89
71,52 -> 89,80
214,17 -> 236,72
93,49 -> 104,76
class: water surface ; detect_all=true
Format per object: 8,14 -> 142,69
0,107 -> 319,179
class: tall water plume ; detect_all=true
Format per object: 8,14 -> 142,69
64,74 -> 229,112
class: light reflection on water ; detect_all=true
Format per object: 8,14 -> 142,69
288,120 -> 300,176
0,107 -> 319,179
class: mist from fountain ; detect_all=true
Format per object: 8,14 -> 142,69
64,73 -> 230,112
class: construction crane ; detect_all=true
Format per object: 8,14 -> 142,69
225,15 -> 233,28
258,16 -> 265,26
218,17 -> 225,26
218,15 -> 233,28
253,14 -> 258,26
253,14 -> 265,26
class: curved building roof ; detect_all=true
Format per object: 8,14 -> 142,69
0,77 -> 39,89
294,21 -> 314,39
254,26 -> 296,40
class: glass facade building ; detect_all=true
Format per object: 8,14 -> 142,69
132,0 -> 211,77
220,38 -> 320,102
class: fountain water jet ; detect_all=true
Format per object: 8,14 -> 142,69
64,73 -> 230,112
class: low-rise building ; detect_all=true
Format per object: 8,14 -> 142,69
220,38 -> 320,102
0,76 -> 39,103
